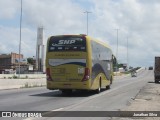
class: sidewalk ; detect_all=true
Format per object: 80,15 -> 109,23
124,83 -> 160,111
111,82 -> 160,120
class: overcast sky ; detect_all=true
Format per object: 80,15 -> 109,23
0,0 -> 160,67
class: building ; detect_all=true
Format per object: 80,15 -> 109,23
36,26 -> 45,72
0,52 -> 27,74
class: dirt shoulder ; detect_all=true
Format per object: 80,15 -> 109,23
112,82 -> 160,120
124,82 -> 160,111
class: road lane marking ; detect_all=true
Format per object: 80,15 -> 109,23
51,108 -> 64,111
60,77 -> 149,111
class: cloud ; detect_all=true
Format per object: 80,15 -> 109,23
23,0 -> 85,34
0,26 -> 19,53
0,26 -> 36,57
1,0 -> 160,67
0,0 -> 19,19
88,0 -> 160,67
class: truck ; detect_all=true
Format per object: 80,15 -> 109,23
154,57 -> 160,83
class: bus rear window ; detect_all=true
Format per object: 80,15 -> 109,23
48,36 -> 86,52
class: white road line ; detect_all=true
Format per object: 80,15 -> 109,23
60,77 -> 148,111
51,108 -> 64,111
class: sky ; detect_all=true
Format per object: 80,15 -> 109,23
0,0 -> 160,67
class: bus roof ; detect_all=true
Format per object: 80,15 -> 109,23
86,36 -> 112,50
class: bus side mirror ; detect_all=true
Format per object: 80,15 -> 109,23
112,55 -> 117,65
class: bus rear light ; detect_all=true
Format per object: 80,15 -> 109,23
82,68 -> 90,81
46,68 -> 52,81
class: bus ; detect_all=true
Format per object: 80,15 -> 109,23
46,34 -> 114,94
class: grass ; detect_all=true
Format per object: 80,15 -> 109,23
3,75 -> 29,79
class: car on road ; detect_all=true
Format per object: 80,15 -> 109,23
131,71 -> 137,77
148,66 -> 153,70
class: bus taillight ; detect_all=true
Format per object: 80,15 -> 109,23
82,68 -> 90,81
46,68 -> 52,81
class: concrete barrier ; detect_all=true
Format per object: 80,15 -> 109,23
0,74 -> 46,79
114,67 -> 145,80
0,77 -> 46,90
0,68 -> 145,90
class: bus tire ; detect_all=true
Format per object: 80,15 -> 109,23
106,84 -> 110,90
106,77 -> 112,90
155,80 -> 159,83
96,79 -> 101,94
110,76 -> 113,84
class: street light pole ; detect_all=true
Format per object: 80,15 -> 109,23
127,37 -> 129,70
19,0 -> 22,78
115,29 -> 119,72
84,11 -> 91,35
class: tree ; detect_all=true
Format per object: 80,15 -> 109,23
27,57 -> 34,65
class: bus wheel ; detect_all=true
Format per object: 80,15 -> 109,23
110,76 -> 113,84
96,80 -> 101,94
155,80 -> 159,83
106,84 -> 110,90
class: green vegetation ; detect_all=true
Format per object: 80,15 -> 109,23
13,75 -> 18,79
21,82 -> 46,88
3,75 -> 29,79
27,57 -> 35,65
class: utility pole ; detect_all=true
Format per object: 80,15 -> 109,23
127,37 -> 129,70
115,29 -> 119,72
84,11 -> 92,35
19,0 -> 22,78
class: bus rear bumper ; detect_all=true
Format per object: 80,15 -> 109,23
47,81 -> 90,90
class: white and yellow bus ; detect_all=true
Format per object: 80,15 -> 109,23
46,34 -> 114,94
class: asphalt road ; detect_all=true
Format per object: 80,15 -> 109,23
0,69 -> 154,119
